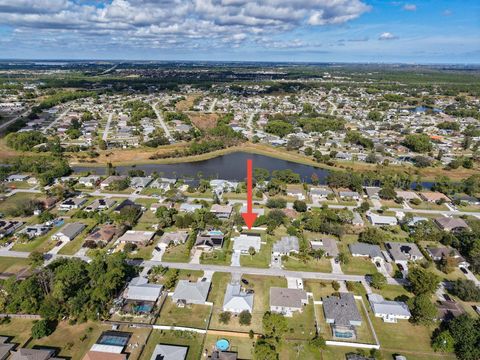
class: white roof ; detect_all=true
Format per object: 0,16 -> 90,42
232,234 -> 262,252
223,283 -> 253,312
368,294 -> 411,317
90,344 -> 124,354
124,277 -> 163,302
117,230 -> 155,243
367,213 -> 398,225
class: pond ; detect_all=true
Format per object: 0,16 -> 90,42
73,152 -> 330,183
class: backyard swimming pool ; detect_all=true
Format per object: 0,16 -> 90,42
216,339 -> 230,351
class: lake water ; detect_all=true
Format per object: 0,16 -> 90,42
410,106 -> 442,113
72,151 -> 434,188
73,152 -> 330,183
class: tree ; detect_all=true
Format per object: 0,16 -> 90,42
28,251 -> 44,268
447,315 -> 480,360
403,134 -> 433,153
379,185 -> 396,200
31,320 -> 54,339
262,311 -> 288,339
370,273 -> 387,289
408,267 -> 440,295
254,340 -> 277,360
408,294 -> 437,325
219,311 -> 231,324
293,200 -> 307,212
239,310 -> 252,325
332,281 -> 340,291
432,330 -> 455,353
248,247 -> 256,259
359,227 -> 388,245
449,279 -> 480,302
358,202 -> 370,213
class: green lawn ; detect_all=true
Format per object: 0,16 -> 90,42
200,249 -> 231,265
143,330 -> 205,360
0,318 -> 34,346
0,192 -> 43,217
157,297 -> 211,329
285,300 -> 317,340
240,239 -> 271,268
29,321 -> 107,359
341,256 -> 378,275
11,227 -> 58,253
204,334 -> 254,360
378,284 -> 412,301
162,244 -> 191,263
0,257 -> 30,274
279,339 -> 322,360
283,256 -> 332,273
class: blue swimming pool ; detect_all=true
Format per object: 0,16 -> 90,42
216,339 -> 230,351
334,330 -> 354,339
134,304 -> 153,313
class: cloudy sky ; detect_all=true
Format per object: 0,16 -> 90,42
0,0 -> 478,63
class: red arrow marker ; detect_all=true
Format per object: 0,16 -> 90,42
242,159 -> 258,229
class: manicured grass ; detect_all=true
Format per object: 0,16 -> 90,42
204,334 -> 254,360
283,256 -> 332,273
162,244 -> 191,263
240,237 -> 271,268
29,321 -> 107,359
378,284 -> 412,301
410,202 -> 448,211
285,300 -> 317,340
341,256 -> 378,275
200,249 -> 231,265
0,318 -> 34,346
157,297 -> 211,329
304,280 -> 337,300
143,330 -> 205,360
0,257 -> 30,274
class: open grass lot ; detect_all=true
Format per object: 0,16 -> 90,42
143,330 -> 204,360
283,256 -> 332,273
200,248 -> 231,265
279,339 -> 322,360
341,256 -> 378,275
204,333 -> 254,360
304,280 -> 338,300
157,297 -> 211,329
162,243 -> 191,262
285,300 -> 317,341
410,201 -> 448,211
378,284 -> 412,301
0,318 -> 34,346
29,321 -> 108,360
0,257 -> 30,275
0,192 -> 43,217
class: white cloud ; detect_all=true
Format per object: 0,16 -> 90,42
378,32 -> 398,40
403,4 -> 416,11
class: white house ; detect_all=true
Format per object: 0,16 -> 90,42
232,234 -> 262,254
269,287 -> 308,317
222,283 -> 254,314
367,212 -> 398,226
368,293 -> 411,323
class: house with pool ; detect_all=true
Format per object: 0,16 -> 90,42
322,293 -> 362,340
121,276 -> 163,315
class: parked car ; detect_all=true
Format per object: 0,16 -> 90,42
241,278 -> 249,285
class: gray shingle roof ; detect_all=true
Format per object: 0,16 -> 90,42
349,243 -> 383,259
323,292 -> 362,326
172,280 -> 211,303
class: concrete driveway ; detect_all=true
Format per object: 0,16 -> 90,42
231,251 -> 241,267
331,258 -> 343,274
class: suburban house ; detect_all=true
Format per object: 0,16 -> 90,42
159,231 -> 189,247
100,175 -> 128,190
85,224 -> 119,246
272,236 -> 300,256
385,242 -> 424,263
395,190 -> 421,201
406,216 -> 428,228
195,230 -> 225,250
179,203 -> 203,213
269,287 -> 308,317
18,224 -> 51,239
349,243 -> 384,265
222,283 -> 254,314
117,230 -> 155,246
427,246 -> 469,267
6,174 -> 29,182
208,350 -> 239,360
367,293 -> 411,323
149,344 -> 187,360
322,293 -> 362,339
123,276 -> 163,304
130,176 -> 152,189
286,188 -> 305,200
366,212 -> 398,226
58,197 -> 87,211
51,222 -> 86,242
10,348 -> 61,360
452,194 -> 480,205
84,198 -> 116,212
364,186 -> 381,200
78,175 -> 101,187
310,187 -> 333,202
436,300 -> 466,321
209,179 -> 238,196
309,237 -> 339,257
419,191 -> 450,203
172,280 -> 211,306
239,205 -> 265,216
0,337 -> 14,360
84,331 -> 130,360
231,234 -> 262,254
351,212 -> 365,227
339,191 -> 361,200
210,204 -> 233,219
149,177 -> 177,191
0,220 -> 24,238
434,217 -> 470,233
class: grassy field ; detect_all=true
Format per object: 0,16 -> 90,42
29,321 -> 108,360
143,330 -> 205,360
285,300 -> 317,341
0,257 -> 30,274
0,318 -> 34,346
283,256 -> 332,273
341,256 -> 378,275
162,244 -> 191,262
204,333 -> 255,360
157,297 -> 211,329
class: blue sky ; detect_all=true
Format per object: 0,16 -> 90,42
0,0 -> 478,63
